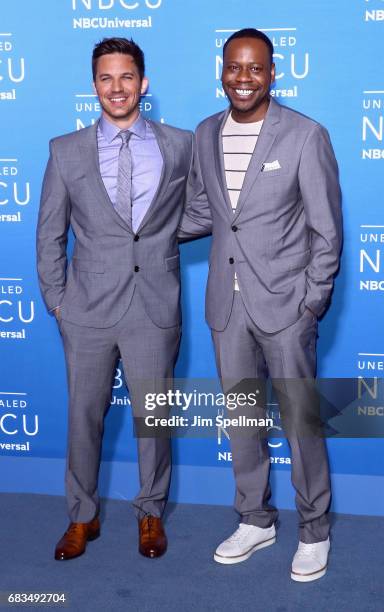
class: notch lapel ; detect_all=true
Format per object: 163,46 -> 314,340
79,121 -> 133,233
233,99 -> 281,220
213,109 -> 234,218
136,120 -> 175,232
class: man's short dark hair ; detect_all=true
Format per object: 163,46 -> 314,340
92,37 -> 145,80
223,28 -> 274,64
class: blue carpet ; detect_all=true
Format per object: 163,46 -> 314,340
0,494 -> 382,611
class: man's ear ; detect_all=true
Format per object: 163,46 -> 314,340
92,81 -> 97,94
270,63 -> 276,86
141,77 -> 149,96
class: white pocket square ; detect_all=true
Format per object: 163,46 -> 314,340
262,160 -> 281,172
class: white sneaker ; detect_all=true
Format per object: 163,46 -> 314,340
214,523 -> 276,565
291,538 -> 330,582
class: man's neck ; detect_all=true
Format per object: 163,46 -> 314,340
230,98 -> 270,124
102,109 -> 140,130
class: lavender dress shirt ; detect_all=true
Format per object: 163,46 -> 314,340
97,114 -> 163,232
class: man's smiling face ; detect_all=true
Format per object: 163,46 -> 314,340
221,37 -> 275,123
93,52 -> 148,129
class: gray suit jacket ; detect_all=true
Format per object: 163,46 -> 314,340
37,119 -> 202,329
179,98 -> 342,333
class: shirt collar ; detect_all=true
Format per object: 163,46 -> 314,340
99,113 -> 147,144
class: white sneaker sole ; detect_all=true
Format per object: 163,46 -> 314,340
214,536 -> 276,565
291,565 -> 327,582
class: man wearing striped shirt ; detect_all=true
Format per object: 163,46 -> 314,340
180,28 -> 342,581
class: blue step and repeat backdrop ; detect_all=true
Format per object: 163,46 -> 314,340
1,0 -> 383,515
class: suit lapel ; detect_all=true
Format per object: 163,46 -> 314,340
79,121 -> 132,233
233,99 -> 281,220
136,120 -> 174,232
213,109 -> 234,218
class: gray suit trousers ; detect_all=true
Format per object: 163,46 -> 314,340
59,289 -> 180,523
212,292 -> 330,543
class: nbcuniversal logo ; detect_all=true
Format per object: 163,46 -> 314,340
71,0 -> 162,29
362,89 -> 384,160
0,391 -> 38,453
359,224 -> 384,291
214,26 -> 309,101
0,156 -> 30,224
0,32 -> 25,101
0,277 -> 35,340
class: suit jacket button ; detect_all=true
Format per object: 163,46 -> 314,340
134,234 -> 140,242
229,257 -> 234,264
134,265 -> 140,272
232,226 -> 238,232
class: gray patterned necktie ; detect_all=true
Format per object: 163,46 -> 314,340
115,130 -> 132,226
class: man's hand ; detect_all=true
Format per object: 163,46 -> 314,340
53,307 -> 61,321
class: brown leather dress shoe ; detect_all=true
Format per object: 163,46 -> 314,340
138,515 -> 167,558
54,517 -> 100,560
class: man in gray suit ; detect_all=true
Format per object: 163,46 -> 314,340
37,37 -> 204,561
180,29 -> 342,581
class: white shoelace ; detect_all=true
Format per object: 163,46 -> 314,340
295,543 -> 317,558
226,524 -> 252,543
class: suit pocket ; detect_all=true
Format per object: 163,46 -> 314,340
260,165 -> 290,178
71,257 -> 105,274
165,254 -> 180,271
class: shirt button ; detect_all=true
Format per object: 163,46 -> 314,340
134,234 -> 140,242
232,226 -> 238,232
134,265 -> 140,272
229,257 -> 234,264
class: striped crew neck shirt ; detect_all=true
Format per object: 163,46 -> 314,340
222,112 -> 264,290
